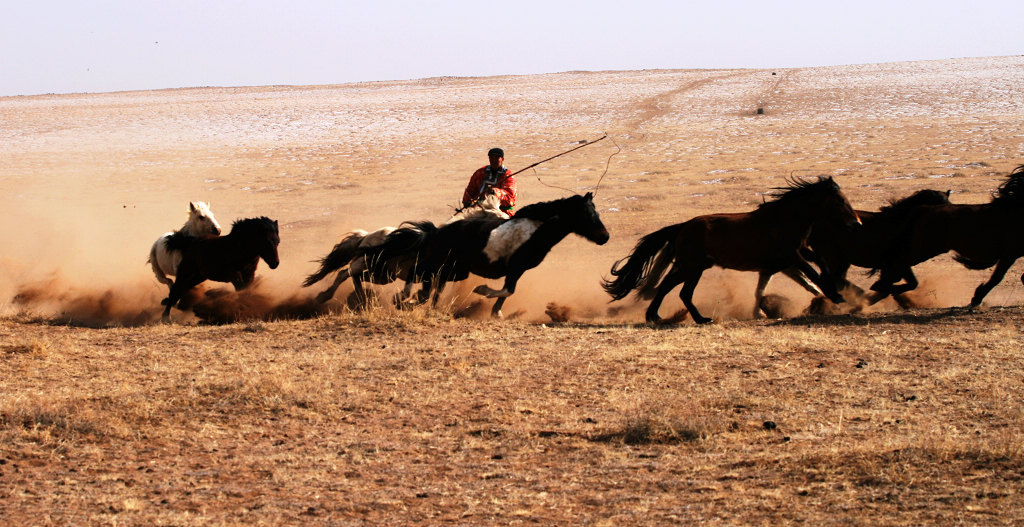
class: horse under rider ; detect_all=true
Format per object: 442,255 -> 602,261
462,147 -> 517,216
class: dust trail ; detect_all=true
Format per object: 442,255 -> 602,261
188,279 -> 334,324
11,274 -> 165,327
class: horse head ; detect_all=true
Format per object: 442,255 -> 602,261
260,219 -> 281,269
572,192 -> 610,245
231,217 -> 280,269
810,177 -> 861,229
883,189 -> 952,212
185,201 -> 222,236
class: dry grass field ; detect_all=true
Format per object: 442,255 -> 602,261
2,56 -> 1024,524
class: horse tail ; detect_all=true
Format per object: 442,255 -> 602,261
302,232 -> 368,287
602,224 -> 681,301
953,253 -> 995,270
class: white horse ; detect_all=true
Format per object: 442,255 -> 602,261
303,194 -> 509,305
147,202 -> 223,292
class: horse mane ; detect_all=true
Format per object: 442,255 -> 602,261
759,177 -> 836,209
163,230 -> 193,252
229,216 -> 277,235
992,164 -> 1024,206
515,194 -> 584,221
878,189 -> 951,217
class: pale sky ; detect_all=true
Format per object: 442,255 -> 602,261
1,0 -> 1020,97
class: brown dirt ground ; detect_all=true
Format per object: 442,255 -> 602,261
2,57 -> 1024,524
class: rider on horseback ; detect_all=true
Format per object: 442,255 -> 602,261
462,147 -> 517,216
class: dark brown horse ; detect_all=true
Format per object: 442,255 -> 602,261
871,165 -> 1024,308
603,177 -> 860,324
800,189 -> 952,302
161,217 -> 280,320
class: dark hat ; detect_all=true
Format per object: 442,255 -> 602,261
487,147 -> 504,158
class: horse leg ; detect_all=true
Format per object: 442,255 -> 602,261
490,296 -> 507,318
317,268 -> 350,303
782,268 -> 825,296
431,276 -> 448,308
678,269 -> 711,324
644,269 -> 684,324
415,275 -> 433,305
793,259 -> 844,304
161,276 -> 202,321
394,266 -> 422,308
800,247 -> 835,285
969,258 -> 1014,308
349,274 -> 369,310
869,266 -> 902,295
753,272 -> 774,319
888,268 -> 920,299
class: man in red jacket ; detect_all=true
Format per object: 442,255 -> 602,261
462,147 -> 517,216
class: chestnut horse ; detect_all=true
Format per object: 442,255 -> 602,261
603,177 -> 860,324
871,165 -> 1024,308
799,189 -> 952,301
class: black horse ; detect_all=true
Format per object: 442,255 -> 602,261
362,193 -> 610,317
603,177 -> 860,324
799,189 -> 952,304
871,165 -> 1024,308
161,217 -> 280,320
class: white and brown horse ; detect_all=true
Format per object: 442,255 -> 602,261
148,202 -> 222,292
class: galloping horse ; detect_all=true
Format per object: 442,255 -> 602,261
303,195 -> 508,307
603,177 -> 860,324
362,193 -> 610,317
801,189 -> 952,301
871,165 -> 1024,308
148,202 -> 222,292
161,217 -> 280,320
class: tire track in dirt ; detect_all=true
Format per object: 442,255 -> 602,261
754,69 -> 797,115
622,70 -> 752,133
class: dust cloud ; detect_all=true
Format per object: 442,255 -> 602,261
0,188 -> 1013,327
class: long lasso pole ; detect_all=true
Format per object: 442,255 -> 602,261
455,134 -> 608,213
501,134 -> 608,183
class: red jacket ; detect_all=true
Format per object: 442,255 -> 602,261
462,166 -> 517,214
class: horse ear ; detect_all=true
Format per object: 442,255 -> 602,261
189,202 -> 197,212
584,192 -> 594,201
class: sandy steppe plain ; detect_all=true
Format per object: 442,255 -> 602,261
1,56 -> 1024,524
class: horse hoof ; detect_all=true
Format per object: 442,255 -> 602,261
694,317 -> 713,325
473,285 -> 511,298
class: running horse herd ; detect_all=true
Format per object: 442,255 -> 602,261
149,165 -> 1024,324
